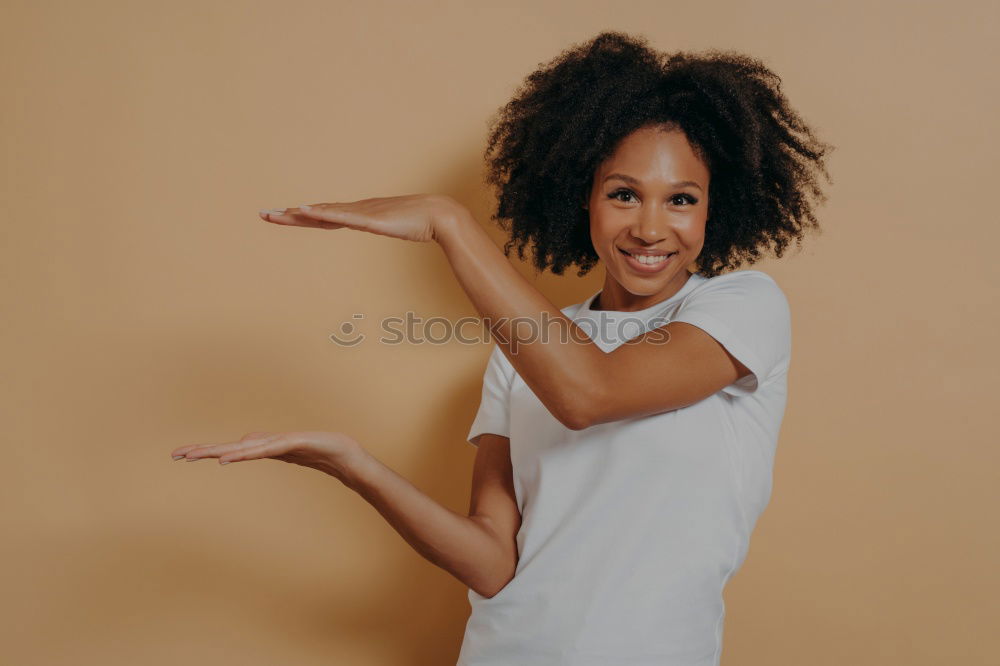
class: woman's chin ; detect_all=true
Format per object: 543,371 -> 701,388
611,273 -> 672,298
619,263 -> 678,286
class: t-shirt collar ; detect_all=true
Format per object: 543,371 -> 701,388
582,271 -> 704,318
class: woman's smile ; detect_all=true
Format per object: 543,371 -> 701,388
618,246 -> 678,274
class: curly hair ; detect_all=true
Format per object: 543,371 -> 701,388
482,31 -> 834,278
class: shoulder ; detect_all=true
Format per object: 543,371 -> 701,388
673,270 -> 792,344
685,269 -> 789,309
692,269 -> 781,290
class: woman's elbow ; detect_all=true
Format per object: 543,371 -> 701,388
555,393 -> 599,431
548,374 -> 604,430
558,409 -> 591,431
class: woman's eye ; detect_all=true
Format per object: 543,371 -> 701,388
607,190 -> 698,206
608,189 -> 636,203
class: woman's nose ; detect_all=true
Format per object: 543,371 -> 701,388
630,208 -> 672,244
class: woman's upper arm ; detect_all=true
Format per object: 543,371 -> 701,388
467,433 -> 521,573
574,273 -> 790,428
578,321 -> 747,427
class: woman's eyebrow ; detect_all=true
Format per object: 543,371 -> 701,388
603,173 -> 703,192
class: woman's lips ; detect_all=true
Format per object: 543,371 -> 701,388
619,247 -> 677,274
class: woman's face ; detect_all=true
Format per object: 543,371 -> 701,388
586,125 -> 710,310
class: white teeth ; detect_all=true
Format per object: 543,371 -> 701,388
631,252 -> 672,265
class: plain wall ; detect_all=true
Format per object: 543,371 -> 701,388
2,1 -> 997,664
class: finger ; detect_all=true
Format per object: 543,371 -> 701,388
218,438 -> 291,465
175,435 -> 278,461
295,203 -> 375,231
171,443 -> 209,459
258,207 -> 346,230
258,207 -> 293,219
171,431 -> 279,460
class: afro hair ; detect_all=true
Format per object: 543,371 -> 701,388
482,31 -> 834,278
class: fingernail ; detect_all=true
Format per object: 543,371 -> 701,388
298,204 -> 312,211
269,208 -> 287,215
172,455 -> 184,460
220,460 -> 230,465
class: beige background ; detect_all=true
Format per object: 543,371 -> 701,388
2,1 -> 997,664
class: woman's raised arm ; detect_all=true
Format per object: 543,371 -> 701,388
265,195 -> 745,429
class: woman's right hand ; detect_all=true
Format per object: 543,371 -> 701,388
170,431 -> 367,481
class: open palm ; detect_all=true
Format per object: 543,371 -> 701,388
171,431 -> 363,478
259,193 -> 462,243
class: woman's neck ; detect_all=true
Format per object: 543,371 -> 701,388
592,270 -> 693,312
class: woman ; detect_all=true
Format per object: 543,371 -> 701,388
171,31 -> 832,665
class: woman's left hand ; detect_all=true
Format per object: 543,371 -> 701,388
258,193 -> 464,243
170,430 -> 366,481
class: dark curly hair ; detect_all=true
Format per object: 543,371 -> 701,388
482,31 -> 834,278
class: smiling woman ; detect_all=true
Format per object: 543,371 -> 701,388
172,29 -> 832,666
585,127 -> 711,311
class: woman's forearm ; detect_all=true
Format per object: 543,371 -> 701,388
337,446 -> 516,598
434,209 -> 606,429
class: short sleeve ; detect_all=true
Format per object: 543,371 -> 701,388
671,271 -> 792,397
466,344 -> 514,446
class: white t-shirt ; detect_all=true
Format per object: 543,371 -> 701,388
457,269 -> 792,666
